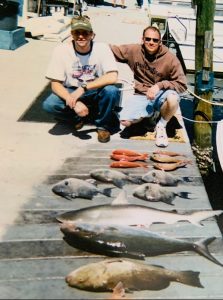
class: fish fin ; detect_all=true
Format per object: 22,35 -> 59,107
111,190 -> 129,205
113,178 -> 126,188
129,175 -> 143,185
194,237 -> 223,267
161,198 -> 175,206
101,187 -> 114,197
177,192 -> 192,199
111,282 -> 126,299
187,210 -> 223,226
86,178 -> 97,185
176,270 -> 203,288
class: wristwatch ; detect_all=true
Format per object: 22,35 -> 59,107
81,83 -> 88,92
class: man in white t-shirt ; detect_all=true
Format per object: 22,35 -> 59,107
43,15 -> 121,143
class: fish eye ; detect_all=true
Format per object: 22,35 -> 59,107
152,172 -> 156,177
64,181 -> 69,186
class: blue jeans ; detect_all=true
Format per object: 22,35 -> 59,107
42,85 -> 121,134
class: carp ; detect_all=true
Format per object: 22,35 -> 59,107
133,183 -> 192,205
89,168 -> 141,188
52,178 -> 113,200
60,222 -> 223,267
65,258 -> 203,291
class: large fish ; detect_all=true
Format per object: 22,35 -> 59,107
60,222 -> 223,267
56,191 -> 223,227
52,178 -> 113,200
142,170 -> 184,186
65,258 -> 203,291
133,183 -> 192,205
89,168 -> 141,188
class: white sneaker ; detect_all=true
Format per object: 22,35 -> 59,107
155,124 -> 168,147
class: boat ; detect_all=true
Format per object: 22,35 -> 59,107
216,120 -> 223,172
148,1 -> 223,76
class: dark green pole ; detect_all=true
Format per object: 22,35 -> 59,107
193,0 -> 216,175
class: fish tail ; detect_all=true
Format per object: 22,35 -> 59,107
194,237 -> 223,267
177,192 -> 192,199
176,270 -> 203,288
186,210 -> 223,226
101,187 -> 114,197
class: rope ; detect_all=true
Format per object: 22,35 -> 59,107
186,88 -> 223,107
117,78 -> 223,124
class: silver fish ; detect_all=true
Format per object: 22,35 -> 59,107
89,168 -> 141,188
61,222 -> 223,267
142,170 -> 182,186
56,192 -> 223,227
133,183 -> 191,205
65,258 -> 203,291
52,178 -> 113,200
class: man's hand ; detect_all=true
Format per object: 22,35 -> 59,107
74,101 -> 89,117
146,84 -> 160,100
65,87 -> 85,109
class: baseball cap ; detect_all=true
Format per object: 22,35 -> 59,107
71,15 -> 93,32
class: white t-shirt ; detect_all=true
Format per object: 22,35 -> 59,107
46,40 -> 118,88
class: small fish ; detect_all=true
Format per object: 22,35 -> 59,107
153,150 -> 187,157
112,149 -> 148,156
154,161 -> 190,171
61,222 -> 223,267
151,154 -> 190,163
110,153 -> 148,162
65,258 -> 203,291
52,178 -> 113,200
110,161 -> 149,169
90,168 -> 141,188
133,183 -> 192,205
142,170 -> 182,186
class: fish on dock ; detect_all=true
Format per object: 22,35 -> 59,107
153,161 -> 190,171
133,183 -> 192,205
110,153 -> 148,162
110,161 -> 149,169
56,191 -> 223,227
89,168 -> 141,188
112,149 -> 148,156
150,154 -> 191,164
52,178 -> 113,200
142,170 -> 183,186
61,222 -> 223,267
65,258 -> 203,291
153,150 -> 187,157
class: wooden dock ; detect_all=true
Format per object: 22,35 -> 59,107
0,127 -> 222,299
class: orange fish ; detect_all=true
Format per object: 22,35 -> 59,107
110,161 -> 149,168
112,149 -> 148,157
110,153 -> 149,162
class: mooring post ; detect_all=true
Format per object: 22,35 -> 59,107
192,0 -> 216,175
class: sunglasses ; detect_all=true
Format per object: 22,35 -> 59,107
73,30 -> 92,37
144,37 -> 160,43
